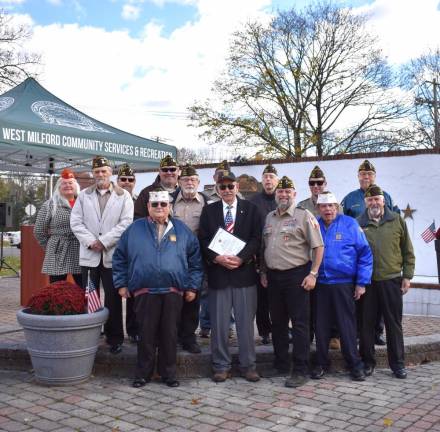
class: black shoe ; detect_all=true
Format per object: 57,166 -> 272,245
350,369 -> 366,382
109,344 -> 122,354
182,342 -> 202,354
364,365 -> 375,377
393,368 -> 407,379
132,378 -> 150,388
285,373 -> 308,388
310,366 -> 325,380
375,335 -> 386,346
261,334 -> 271,345
162,377 -> 180,387
128,335 -> 140,344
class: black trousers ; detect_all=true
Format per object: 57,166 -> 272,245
135,292 -> 183,380
49,273 -> 83,287
81,261 -> 123,346
178,292 -> 200,345
356,297 -> 384,338
126,297 -> 138,337
267,263 -> 311,374
315,283 -> 363,371
359,278 -> 404,371
256,279 -> 272,337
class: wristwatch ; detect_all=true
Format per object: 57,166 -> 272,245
309,270 -> 318,278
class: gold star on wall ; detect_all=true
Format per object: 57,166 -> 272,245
403,204 -> 416,219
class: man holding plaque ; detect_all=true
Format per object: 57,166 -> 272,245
199,170 -> 262,383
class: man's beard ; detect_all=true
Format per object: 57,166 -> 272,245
276,197 -> 293,211
96,178 -> 109,188
182,186 -> 196,197
368,205 -> 383,219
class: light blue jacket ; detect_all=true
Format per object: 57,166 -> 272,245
317,214 -> 373,286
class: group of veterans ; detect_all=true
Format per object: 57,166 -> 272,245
33,154 -> 415,389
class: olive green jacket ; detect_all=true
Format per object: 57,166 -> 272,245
357,207 -> 415,281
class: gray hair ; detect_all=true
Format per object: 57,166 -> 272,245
50,177 -> 80,217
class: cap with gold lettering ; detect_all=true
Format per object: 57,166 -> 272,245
160,155 -> 177,168
217,170 -> 236,183
92,155 -> 110,169
358,159 -> 376,173
309,165 -> 325,179
180,164 -> 198,178
364,184 -> 383,198
263,164 -> 278,175
117,163 -> 134,177
276,176 -> 295,190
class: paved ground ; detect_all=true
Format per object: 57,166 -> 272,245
0,362 -> 440,432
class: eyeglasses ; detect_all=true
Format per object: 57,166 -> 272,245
160,167 -> 177,173
309,180 -> 324,186
151,202 -> 168,208
119,177 -> 135,183
218,184 -> 235,191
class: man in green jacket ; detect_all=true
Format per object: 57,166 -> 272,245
357,185 -> 415,379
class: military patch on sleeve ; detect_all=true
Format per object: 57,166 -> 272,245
308,216 -> 319,229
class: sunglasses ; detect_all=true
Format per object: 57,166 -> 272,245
151,202 -> 168,208
119,177 -> 135,183
309,180 -> 324,186
219,184 -> 235,191
160,167 -> 177,173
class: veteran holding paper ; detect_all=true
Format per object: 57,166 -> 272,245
199,170 -> 262,383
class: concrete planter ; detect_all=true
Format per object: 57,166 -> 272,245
16,307 -> 108,386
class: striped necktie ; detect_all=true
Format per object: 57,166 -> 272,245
225,205 -> 234,233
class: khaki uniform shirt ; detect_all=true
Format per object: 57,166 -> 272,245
263,204 -> 323,271
172,192 -> 204,234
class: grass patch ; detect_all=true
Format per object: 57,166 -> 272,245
0,256 -> 20,276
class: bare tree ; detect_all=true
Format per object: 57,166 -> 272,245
189,2 -> 408,157
0,10 -> 40,92
400,47 -> 440,148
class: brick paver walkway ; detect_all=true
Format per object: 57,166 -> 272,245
0,362 -> 439,431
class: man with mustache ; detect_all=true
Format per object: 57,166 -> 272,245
357,185 -> 415,379
71,156 -> 133,355
261,176 -> 324,388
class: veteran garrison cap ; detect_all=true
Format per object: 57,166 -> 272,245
276,176 -> 295,190
309,165 -> 325,179
160,155 -> 177,168
215,160 -> 230,173
117,163 -> 134,177
217,170 -> 236,182
364,184 -> 383,198
92,155 -> 110,169
358,159 -> 376,173
180,164 -> 198,177
263,164 -> 278,175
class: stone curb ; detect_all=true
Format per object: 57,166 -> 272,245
1,331 -> 439,378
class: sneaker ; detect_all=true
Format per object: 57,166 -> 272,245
364,365 -> 375,377
375,334 -> 386,346
199,328 -> 210,338
310,366 -> 325,380
350,369 -> 366,382
393,368 -> 407,379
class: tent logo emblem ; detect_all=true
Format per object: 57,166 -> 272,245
0,97 -> 14,112
31,101 -> 113,133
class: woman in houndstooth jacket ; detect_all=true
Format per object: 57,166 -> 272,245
34,169 -> 82,286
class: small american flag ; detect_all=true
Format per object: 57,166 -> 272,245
225,206 -> 234,233
86,272 -> 102,313
421,221 -> 436,243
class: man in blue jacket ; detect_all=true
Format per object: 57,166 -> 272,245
311,192 -> 373,382
113,190 -> 203,388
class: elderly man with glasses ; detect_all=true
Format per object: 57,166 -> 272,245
113,190 -> 203,388
134,155 -> 180,219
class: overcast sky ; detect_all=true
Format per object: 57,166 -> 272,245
2,0 -> 440,153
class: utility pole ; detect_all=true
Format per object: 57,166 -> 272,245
415,78 -> 440,148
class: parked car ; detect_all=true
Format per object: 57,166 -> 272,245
7,231 -> 21,249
